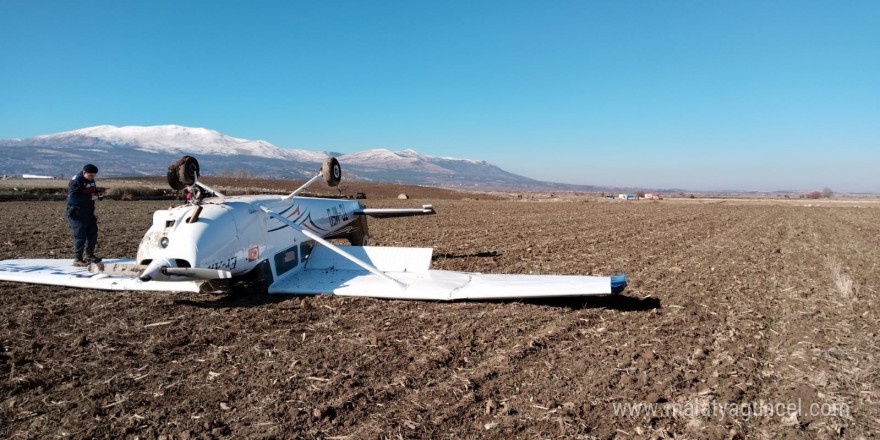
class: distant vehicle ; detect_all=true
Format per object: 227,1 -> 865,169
22,174 -> 53,179
605,195 -> 614,200
626,194 -> 635,200
355,192 -> 367,199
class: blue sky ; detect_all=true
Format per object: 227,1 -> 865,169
1,0 -> 878,192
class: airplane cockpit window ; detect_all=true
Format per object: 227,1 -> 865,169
273,246 -> 299,276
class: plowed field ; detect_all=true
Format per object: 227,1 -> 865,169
1,197 -> 878,439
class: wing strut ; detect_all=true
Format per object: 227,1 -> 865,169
259,206 -> 406,288
193,175 -> 224,197
283,174 -> 323,200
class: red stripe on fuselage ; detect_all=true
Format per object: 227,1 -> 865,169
286,205 -> 301,218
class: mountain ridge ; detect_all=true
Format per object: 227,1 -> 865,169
0,125 -> 580,190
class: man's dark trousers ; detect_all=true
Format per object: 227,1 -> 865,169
67,206 -> 98,254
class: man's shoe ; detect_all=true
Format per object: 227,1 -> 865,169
86,251 -> 102,263
73,255 -> 88,267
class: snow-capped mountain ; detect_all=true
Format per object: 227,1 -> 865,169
0,125 -> 561,189
340,149 -> 454,173
337,148 -> 537,186
14,125 -> 328,162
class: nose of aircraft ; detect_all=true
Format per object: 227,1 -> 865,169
139,258 -> 172,282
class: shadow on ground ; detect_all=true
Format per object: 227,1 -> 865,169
521,294 -> 661,311
176,289 -> 659,312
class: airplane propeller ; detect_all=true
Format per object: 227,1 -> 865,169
163,267 -> 233,279
139,258 -> 232,282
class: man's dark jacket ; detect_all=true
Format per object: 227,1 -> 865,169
67,172 -> 97,209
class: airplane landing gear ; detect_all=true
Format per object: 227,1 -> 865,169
167,156 -> 200,190
322,157 -> 341,187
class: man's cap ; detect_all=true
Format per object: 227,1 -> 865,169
83,164 -> 99,173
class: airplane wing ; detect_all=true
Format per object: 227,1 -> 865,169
269,246 -> 626,300
0,259 -> 200,292
0,251 -> 627,300
353,205 -> 436,218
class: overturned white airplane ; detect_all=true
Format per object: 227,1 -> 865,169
0,157 -> 627,300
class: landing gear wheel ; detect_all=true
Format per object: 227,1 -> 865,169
348,215 -> 370,246
167,156 -> 200,190
321,157 -> 341,187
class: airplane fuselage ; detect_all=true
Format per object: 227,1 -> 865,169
137,195 -> 366,282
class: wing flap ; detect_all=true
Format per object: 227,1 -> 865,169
0,259 -> 200,292
271,244 -> 621,300
306,245 -> 433,272
269,269 -> 461,300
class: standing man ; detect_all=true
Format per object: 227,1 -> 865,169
67,164 -> 102,266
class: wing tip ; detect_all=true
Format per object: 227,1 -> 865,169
611,274 -> 627,294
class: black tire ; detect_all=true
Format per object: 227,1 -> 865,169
321,157 -> 341,187
167,169 -> 184,191
166,156 -> 200,190
348,215 -> 370,246
177,156 -> 200,186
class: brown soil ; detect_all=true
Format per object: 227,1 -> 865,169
101,177 -> 503,201
1,197 -> 878,439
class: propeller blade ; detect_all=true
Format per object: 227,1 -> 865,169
163,267 -> 232,280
